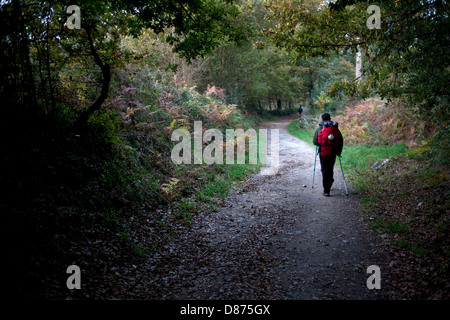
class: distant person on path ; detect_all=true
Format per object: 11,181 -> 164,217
313,113 -> 343,196
297,106 -> 307,128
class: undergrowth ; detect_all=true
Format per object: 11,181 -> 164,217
4,62 -> 264,299
357,154 -> 449,299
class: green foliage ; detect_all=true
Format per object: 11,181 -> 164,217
117,0 -> 249,61
427,124 -> 450,166
101,143 -> 163,209
372,217 -> 410,235
264,0 -> 450,108
1,0 -> 247,132
342,143 -> 407,172
87,108 -> 123,144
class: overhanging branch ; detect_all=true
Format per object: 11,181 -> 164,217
73,25 -> 111,130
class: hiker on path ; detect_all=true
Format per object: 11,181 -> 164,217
297,106 -> 308,128
313,113 -> 343,196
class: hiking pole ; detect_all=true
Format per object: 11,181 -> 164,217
338,155 -> 349,196
312,145 -> 318,188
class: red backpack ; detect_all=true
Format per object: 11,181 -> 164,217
318,121 -> 342,157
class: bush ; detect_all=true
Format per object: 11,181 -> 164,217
334,98 -> 426,148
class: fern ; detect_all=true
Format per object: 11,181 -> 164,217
160,177 -> 180,201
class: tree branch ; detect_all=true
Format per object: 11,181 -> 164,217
73,26 -> 111,130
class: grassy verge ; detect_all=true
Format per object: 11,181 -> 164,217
171,162 -> 263,224
287,120 -> 315,147
357,154 -> 449,299
170,134 -> 266,224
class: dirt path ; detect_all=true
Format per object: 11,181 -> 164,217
123,115 -> 392,299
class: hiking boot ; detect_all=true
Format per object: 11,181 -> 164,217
323,191 -> 330,197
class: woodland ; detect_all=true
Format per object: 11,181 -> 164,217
1,0 -> 448,301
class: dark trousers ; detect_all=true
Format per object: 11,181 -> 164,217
319,155 -> 336,193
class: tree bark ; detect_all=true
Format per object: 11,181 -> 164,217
73,26 -> 111,130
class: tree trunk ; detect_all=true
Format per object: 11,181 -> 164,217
73,26 -> 111,130
355,46 -> 363,81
